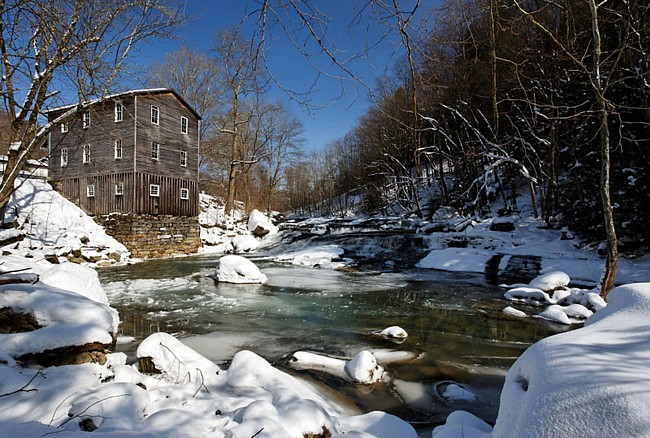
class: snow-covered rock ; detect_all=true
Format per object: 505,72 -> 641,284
503,306 -> 527,318
504,287 -> 554,306
0,278 -> 119,358
136,332 -> 224,386
534,304 -> 571,325
432,410 -> 492,438
232,235 -> 259,253
39,262 -> 109,305
345,351 -> 384,384
528,270 -> 570,291
379,325 -> 408,339
214,255 -> 267,284
247,209 -> 278,237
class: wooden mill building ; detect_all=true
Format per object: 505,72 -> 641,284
46,88 -> 200,217
46,89 -> 202,258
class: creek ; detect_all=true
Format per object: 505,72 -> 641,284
98,225 -> 568,429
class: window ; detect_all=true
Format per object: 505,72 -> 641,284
149,184 -> 160,197
151,105 -> 159,125
83,144 -> 91,163
180,150 -> 187,167
114,139 -> 123,159
180,188 -> 189,200
181,116 -> 188,134
115,182 -> 124,196
151,142 -> 160,160
61,123 -> 68,133
82,111 -> 90,129
115,100 -> 124,122
87,184 -> 95,198
60,148 -> 68,167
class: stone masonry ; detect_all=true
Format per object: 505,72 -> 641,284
98,213 -> 201,259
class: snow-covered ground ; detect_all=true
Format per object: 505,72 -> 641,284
1,179 -> 129,265
2,179 -> 650,437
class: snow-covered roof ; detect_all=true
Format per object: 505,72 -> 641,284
43,88 -> 202,120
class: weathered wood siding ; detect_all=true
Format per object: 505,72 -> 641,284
132,173 -> 198,216
48,97 -> 137,180
47,90 -> 200,217
54,172 -> 197,216
135,93 -> 199,179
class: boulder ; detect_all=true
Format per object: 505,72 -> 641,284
214,255 -> 267,284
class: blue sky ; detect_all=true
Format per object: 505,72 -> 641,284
133,0 -> 431,152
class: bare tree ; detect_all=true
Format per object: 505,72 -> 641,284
259,102 -> 303,215
145,45 -> 223,164
511,0 -> 640,296
0,0 -> 184,221
210,28 -> 267,216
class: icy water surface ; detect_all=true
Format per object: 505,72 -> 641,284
98,253 -> 567,429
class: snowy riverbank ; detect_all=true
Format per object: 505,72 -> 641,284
1,180 -> 650,437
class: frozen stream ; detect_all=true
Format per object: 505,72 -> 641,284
98,251 -> 567,428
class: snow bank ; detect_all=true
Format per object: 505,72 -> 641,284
494,282 -> 650,437
0,271 -> 118,358
214,255 -> 267,284
39,262 -> 109,305
416,247 -> 490,273
435,283 -> 650,438
3,179 -> 128,264
0,331 -> 418,437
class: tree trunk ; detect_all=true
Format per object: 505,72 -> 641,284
225,161 -> 237,216
597,105 -> 618,296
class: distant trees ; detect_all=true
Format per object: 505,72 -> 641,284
0,0 -> 184,221
273,0 -> 649,296
147,30 -> 304,215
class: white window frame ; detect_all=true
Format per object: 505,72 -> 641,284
82,144 -> 91,163
180,188 -> 189,200
60,148 -> 68,167
82,111 -> 90,129
180,150 -> 187,167
115,100 -> 124,122
115,182 -> 124,196
86,184 -> 95,198
151,105 -> 159,125
114,139 -> 123,159
181,116 -> 188,134
61,123 -> 68,133
149,184 -> 160,197
151,142 -> 160,160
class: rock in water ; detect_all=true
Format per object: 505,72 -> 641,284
215,255 -> 267,284
345,351 -> 384,384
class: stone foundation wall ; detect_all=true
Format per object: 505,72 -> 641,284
98,214 -> 201,259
